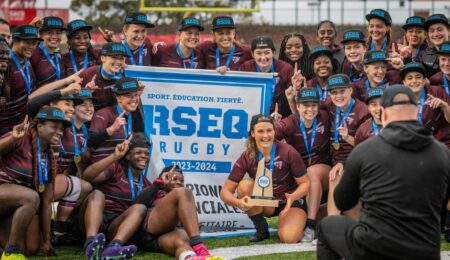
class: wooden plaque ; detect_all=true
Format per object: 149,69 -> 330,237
247,158 -> 279,207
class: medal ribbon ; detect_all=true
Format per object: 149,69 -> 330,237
39,42 -> 61,79
215,44 -> 235,69
334,98 -> 355,145
123,40 -> 144,66
299,117 -> 317,165
176,43 -> 195,69
69,50 -> 89,73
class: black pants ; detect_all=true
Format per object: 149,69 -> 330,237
317,215 -> 357,260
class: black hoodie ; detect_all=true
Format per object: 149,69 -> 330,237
334,120 -> 450,260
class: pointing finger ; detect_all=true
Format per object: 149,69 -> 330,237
274,102 -> 279,113
23,115 -> 28,124
118,111 -> 126,118
126,134 -> 133,143
294,62 -> 298,72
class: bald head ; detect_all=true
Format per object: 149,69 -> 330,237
381,93 -> 418,127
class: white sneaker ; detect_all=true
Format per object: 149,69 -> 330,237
301,227 -> 316,242
312,238 -> 318,246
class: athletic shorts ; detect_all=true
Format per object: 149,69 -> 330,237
270,198 -> 307,217
99,210 -> 119,234
131,228 -> 161,253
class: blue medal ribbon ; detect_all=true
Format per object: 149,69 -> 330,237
372,118 -> 380,136
412,45 -> 421,62
10,51 -> 32,95
349,64 -> 362,83
100,66 -> 122,80
69,50 -> 89,73
365,79 -> 385,91
36,137 -> 49,186
123,40 -> 144,66
258,143 -> 276,176
127,168 -> 144,201
370,37 -> 387,51
116,104 -> 132,138
256,60 -> 276,96
334,98 -> 355,145
417,89 -> 426,123
39,43 -> 61,79
70,118 -> 88,158
316,82 -> 328,101
443,74 -> 449,96
176,43 -> 195,69
299,117 -> 317,165
215,44 -> 235,69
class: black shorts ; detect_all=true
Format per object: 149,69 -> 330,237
131,228 -> 161,252
99,211 -> 119,234
270,198 -> 307,217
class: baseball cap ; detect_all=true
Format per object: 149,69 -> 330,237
363,50 -> 387,65
66,19 -> 93,38
424,14 -> 449,31
101,42 -> 130,57
437,41 -> 450,55
402,16 -> 425,31
400,62 -> 427,79
35,107 -> 72,127
124,12 -> 155,28
75,89 -> 96,101
212,16 -> 235,30
341,30 -> 365,44
366,87 -> 384,104
251,36 -> 275,51
365,9 -> 392,25
57,93 -> 83,106
12,25 -> 42,41
113,77 -> 139,95
380,84 -> 417,108
295,88 -> 320,103
309,46 -> 333,61
328,74 -> 351,90
177,17 -> 204,31
40,16 -> 66,32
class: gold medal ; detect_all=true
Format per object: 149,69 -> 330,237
39,184 -> 45,192
332,142 -> 340,150
74,155 -> 81,163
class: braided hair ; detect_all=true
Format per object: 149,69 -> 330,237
278,33 -> 314,80
0,36 -> 10,98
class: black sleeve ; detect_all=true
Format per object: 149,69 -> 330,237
27,90 -> 62,117
135,183 -> 163,206
88,129 -> 110,148
334,144 -> 363,211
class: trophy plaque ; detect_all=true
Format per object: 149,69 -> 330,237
248,158 -> 279,207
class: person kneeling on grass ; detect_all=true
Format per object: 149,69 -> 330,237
220,114 -> 310,243
80,133 -> 150,260
132,165 -> 222,260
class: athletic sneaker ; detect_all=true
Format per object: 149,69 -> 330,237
312,239 -> 318,246
1,252 -> 28,260
84,233 -> 106,260
101,244 -> 137,260
301,227 -> 316,242
187,256 -> 224,260
191,243 -> 210,257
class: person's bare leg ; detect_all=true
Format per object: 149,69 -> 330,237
278,208 -> 307,243
23,215 -> 40,256
306,164 -> 330,220
157,229 -> 193,259
106,204 -> 147,243
327,174 -> 343,216
81,190 -> 105,237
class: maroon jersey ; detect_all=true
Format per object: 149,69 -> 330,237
229,142 -> 306,200
89,106 -> 134,163
324,99 -> 370,164
197,41 -> 252,71
0,58 -> 37,131
420,86 -> 450,137
152,43 -> 205,69
30,47 -> 65,87
434,123 -> 450,148
351,71 -> 401,102
354,118 -> 382,146
403,42 -> 428,64
275,111 -> 330,166
123,39 -> 153,66
0,131 -> 49,189
239,59 -> 294,118
57,125 -> 88,175
98,162 -> 151,215
429,72 -> 450,97
342,60 -> 364,83
306,77 -> 331,103
80,65 -> 117,111
62,48 -> 101,77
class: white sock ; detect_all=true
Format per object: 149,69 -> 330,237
179,250 -> 196,260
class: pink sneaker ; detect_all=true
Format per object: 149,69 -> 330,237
191,243 -> 210,257
187,256 -> 224,260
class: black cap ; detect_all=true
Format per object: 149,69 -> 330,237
58,93 -> 83,106
365,9 -> 392,25
212,16 -> 235,30
437,41 -> 450,55
341,30 -> 365,44
328,74 -> 351,90
40,16 -> 66,31
177,17 -> 204,31
309,46 -> 332,61
402,16 -> 425,31
113,77 -> 139,95
35,107 -> 71,127
12,25 -> 42,41
66,19 -> 93,38
124,12 -> 155,28
75,89 -> 96,101
295,88 -> 320,103
101,42 -> 130,57
365,87 -> 384,104
128,132 -> 151,150
363,50 -> 387,65
424,14 -> 449,31
400,62 -> 427,79
251,36 -> 275,51
380,84 -> 417,108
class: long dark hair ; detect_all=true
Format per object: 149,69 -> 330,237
278,33 -> 314,80
68,30 -> 97,65
366,20 -> 394,55
0,36 -> 10,98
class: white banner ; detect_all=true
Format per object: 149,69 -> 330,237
125,66 -> 274,230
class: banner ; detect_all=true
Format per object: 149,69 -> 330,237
125,66 -> 275,230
